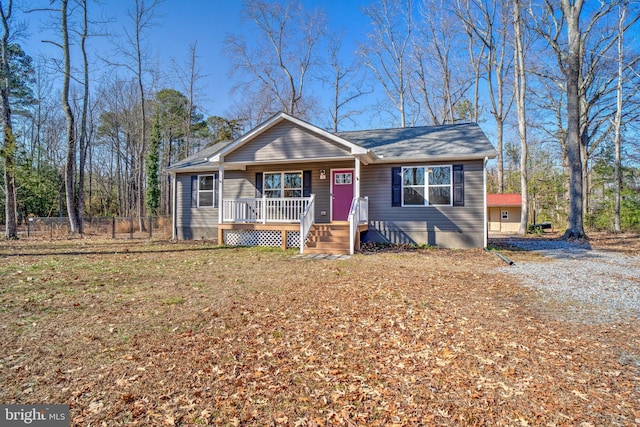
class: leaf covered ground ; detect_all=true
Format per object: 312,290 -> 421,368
0,238 -> 639,426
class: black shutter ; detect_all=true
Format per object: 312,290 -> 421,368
255,172 -> 263,197
214,173 -> 219,208
453,164 -> 464,206
303,170 -> 312,197
391,167 -> 402,207
191,175 -> 198,207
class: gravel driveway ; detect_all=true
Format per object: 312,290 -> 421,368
494,238 -> 640,324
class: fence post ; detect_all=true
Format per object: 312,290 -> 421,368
27,219 -> 30,238
129,216 -> 134,240
148,215 -> 152,239
112,217 -> 116,239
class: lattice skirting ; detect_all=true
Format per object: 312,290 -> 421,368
224,229 -> 300,248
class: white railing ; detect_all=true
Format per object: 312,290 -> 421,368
348,196 -> 369,255
223,197 -> 314,223
299,194 -> 316,254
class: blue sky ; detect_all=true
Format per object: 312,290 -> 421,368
21,0 -> 374,128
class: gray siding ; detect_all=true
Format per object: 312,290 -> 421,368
360,160 -> 485,248
175,173 -> 219,240
225,121 -> 352,163
176,159 -> 487,248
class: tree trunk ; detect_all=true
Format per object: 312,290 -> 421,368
0,0 -> 17,239
77,0 -> 90,233
561,0 -> 586,239
135,0 -> 147,232
613,3 -> 626,233
513,0 -> 528,235
61,0 -> 80,234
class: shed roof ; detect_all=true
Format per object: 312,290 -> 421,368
487,193 -> 522,207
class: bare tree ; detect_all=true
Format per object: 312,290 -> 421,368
76,0 -> 90,233
413,0 -> 473,126
361,0 -> 412,127
559,0 -> 585,239
226,0 -> 324,122
113,0 -> 162,231
512,0 -> 528,235
323,32 -> 372,132
171,41 -> 207,158
59,0 -> 80,233
611,2 -> 640,232
456,0 -> 514,193
0,0 -> 16,238
613,3 -> 625,234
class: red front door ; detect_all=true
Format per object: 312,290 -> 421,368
331,169 -> 354,221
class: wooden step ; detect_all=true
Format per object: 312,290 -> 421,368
304,224 -> 351,255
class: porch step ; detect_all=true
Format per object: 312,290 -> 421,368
305,224 -> 351,255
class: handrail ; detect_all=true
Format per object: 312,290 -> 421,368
348,196 -> 368,255
222,197 -> 313,223
299,194 -> 316,254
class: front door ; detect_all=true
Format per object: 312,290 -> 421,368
331,169 -> 354,221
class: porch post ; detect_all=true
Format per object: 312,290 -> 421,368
354,158 -> 361,199
218,164 -> 224,225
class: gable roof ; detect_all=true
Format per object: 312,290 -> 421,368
166,139 -> 232,173
487,193 -> 522,207
167,114 -> 497,174
210,112 -> 371,164
336,123 -> 497,162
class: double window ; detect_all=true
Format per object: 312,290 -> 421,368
402,166 -> 452,206
264,171 -> 302,198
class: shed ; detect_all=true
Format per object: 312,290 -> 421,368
487,193 -> 522,233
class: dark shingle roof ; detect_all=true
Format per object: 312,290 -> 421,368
336,123 -> 496,161
166,140 -> 232,173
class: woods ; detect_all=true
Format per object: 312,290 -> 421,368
1,0 -> 640,238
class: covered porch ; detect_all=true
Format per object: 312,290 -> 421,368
217,195 -> 369,255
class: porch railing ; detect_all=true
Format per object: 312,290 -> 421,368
348,196 -> 369,255
222,196 -> 314,223
299,194 -> 316,254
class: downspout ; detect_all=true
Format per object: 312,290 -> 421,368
171,172 -> 177,240
483,157 -> 488,248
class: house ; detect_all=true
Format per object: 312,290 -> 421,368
487,193 -> 522,233
168,112 -> 497,254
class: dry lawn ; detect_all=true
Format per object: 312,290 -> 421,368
0,237 -> 639,426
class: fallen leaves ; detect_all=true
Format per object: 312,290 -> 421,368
0,240 -> 638,425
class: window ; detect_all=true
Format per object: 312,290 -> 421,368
198,175 -> 215,207
334,172 -> 352,185
501,210 -> 509,220
264,171 -> 302,198
401,166 -> 452,206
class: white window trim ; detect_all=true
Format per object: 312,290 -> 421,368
264,170 -> 303,198
197,174 -> 216,208
401,165 -> 453,207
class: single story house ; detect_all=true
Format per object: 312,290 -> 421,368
487,193 -> 522,233
168,112 -> 497,254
